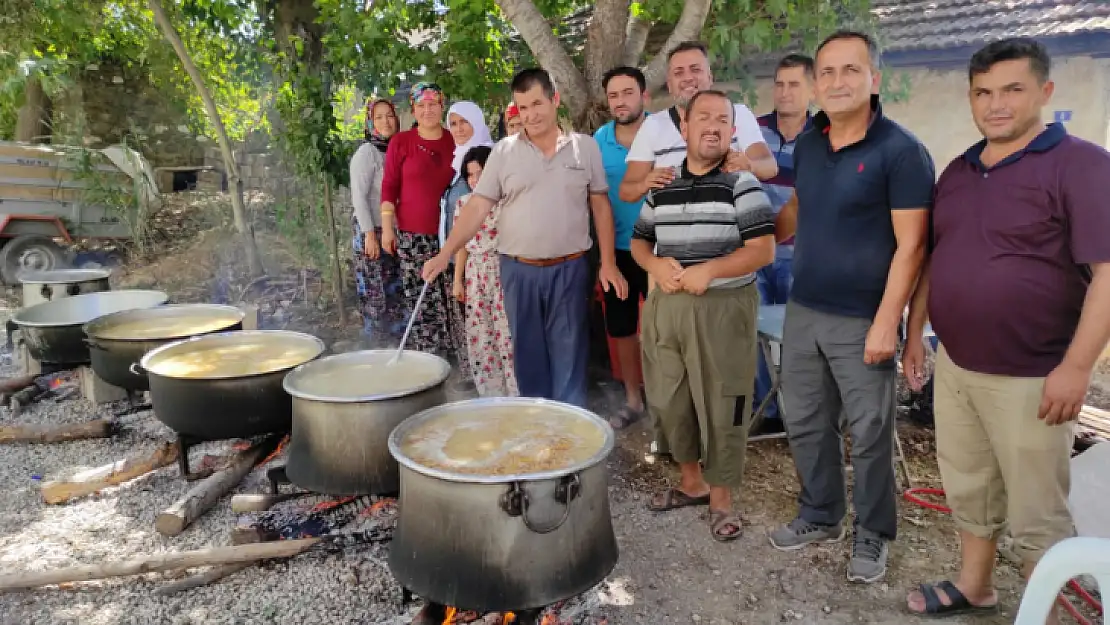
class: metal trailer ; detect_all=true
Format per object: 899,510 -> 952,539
0,141 -> 158,284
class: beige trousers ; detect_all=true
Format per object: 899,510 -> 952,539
934,345 -> 1076,565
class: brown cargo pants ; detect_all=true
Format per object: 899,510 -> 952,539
640,285 -> 759,487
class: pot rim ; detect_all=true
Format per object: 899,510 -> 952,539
83,303 -> 246,343
388,397 -> 615,484
18,268 -> 112,284
140,330 -> 326,380
11,290 -> 170,328
283,349 -> 451,403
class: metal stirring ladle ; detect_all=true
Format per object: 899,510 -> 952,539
389,280 -> 430,365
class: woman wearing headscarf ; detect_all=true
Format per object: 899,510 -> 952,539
380,83 -> 469,372
348,97 -> 404,341
441,101 -> 493,245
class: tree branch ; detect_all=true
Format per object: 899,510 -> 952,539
641,0 -> 712,93
622,14 -> 652,67
497,0 -> 591,122
147,0 -> 263,276
585,0 -> 629,101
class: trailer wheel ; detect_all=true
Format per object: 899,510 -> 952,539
0,235 -> 69,285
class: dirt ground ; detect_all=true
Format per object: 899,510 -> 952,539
16,200 -> 1101,624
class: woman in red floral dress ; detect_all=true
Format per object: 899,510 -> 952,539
451,146 -> 518,397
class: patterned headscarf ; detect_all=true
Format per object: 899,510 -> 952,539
409,82 -> 445,108
365,98 -> 398,154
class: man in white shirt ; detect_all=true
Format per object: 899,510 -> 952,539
619,40 -> 778,204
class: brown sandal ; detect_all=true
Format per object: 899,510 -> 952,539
708,510 -> 743,542
648,488 -> 710,512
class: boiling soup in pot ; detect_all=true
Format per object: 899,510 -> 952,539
96,316 -> 239,340
295,357 -> 446,398
399,404 -> 606,476
149,341 -> 319,378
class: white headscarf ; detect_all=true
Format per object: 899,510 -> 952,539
447,101 -> 494,175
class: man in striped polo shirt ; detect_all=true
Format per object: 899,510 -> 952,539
753,54 -> 815,425
631,90 -> 776,542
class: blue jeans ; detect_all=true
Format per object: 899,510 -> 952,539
499,254 -> 590,407
754,251 -> 793,420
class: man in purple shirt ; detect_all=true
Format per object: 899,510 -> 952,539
904,38 -> 1110,620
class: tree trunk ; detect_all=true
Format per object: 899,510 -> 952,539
14,75 -> 51,143
622,15 -> 652,67
640,0 -> 713,93
322,176 -> 348,326
497,0 -> 592,124
147,0 -> 263,277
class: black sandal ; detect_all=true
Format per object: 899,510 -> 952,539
910,581 -> 999,618
608,405 -> 643,429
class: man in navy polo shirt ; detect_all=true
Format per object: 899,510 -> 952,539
595,66 -> 652,430
770,31 -> 934,583
753,53 -> 815,425
903,38 -> 1110,620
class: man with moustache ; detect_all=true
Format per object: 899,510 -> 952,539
619,40 -> 777,205
771,31 -> 934,583
753,53 -> 815,427
594,66 -> 652,429
903,38 -> 1110,621
632,89 -> 775,542
423,68 -> 627,408
620,40 -> 776,457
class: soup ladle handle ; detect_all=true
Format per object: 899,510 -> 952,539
390,280 -> 430,365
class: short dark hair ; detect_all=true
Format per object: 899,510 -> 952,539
968,37 -> 1051,84
816,30 -> 881,67
685,89 -> 733,123
602,66 -> 646,93
775,53 -> 815,80
510,68 -> 556,99
667,40 -> 710,64
461,145 -> 492,177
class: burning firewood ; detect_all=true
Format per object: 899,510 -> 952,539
40,442 -> 178,505
155,434 -> 283,536
8,384 -> 45,416
0,419 -> 116,445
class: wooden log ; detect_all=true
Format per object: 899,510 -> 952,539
1,419 -> 115,445
229,492 -> 309,513
0,537 -> 320,591
40,442 -> 178,505
153,562 -> 251,596
0,374 -> 38,394
154,435 -> 282,536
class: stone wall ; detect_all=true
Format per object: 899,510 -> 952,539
66,63 -> 207,168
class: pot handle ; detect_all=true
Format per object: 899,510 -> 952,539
129,362 -> 146,376
498,474 -> 581,535
66,284 -> 82,296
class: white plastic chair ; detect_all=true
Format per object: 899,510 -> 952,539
1013,536 -> 1109,624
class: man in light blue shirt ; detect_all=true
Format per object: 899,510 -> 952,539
594,66 -> 652,434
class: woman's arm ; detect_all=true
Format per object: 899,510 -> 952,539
349,145 -> 376,232
379,136 -> 404,252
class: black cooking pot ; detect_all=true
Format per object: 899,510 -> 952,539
11,290 -> 170,364
83,304 -> 246,391
138,331 -> 325,440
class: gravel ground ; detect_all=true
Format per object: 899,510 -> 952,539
0,308 -> 1085,625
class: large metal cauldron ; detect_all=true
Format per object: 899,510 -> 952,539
84,304 -> 246,391
11,290 -> 169,364
139,331 -> 325,440
283,350 -> 450,495
387,398 -> 618,612
19,268 -> 112,308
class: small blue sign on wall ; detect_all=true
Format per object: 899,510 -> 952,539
1054,110 -> 1073,123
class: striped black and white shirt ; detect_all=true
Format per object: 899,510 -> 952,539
632,160 -> 775,289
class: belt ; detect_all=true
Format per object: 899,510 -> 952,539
507,251 -> 586,267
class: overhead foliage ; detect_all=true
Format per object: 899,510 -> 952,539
316,0 -> 873,130
0,0 -> 266,142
